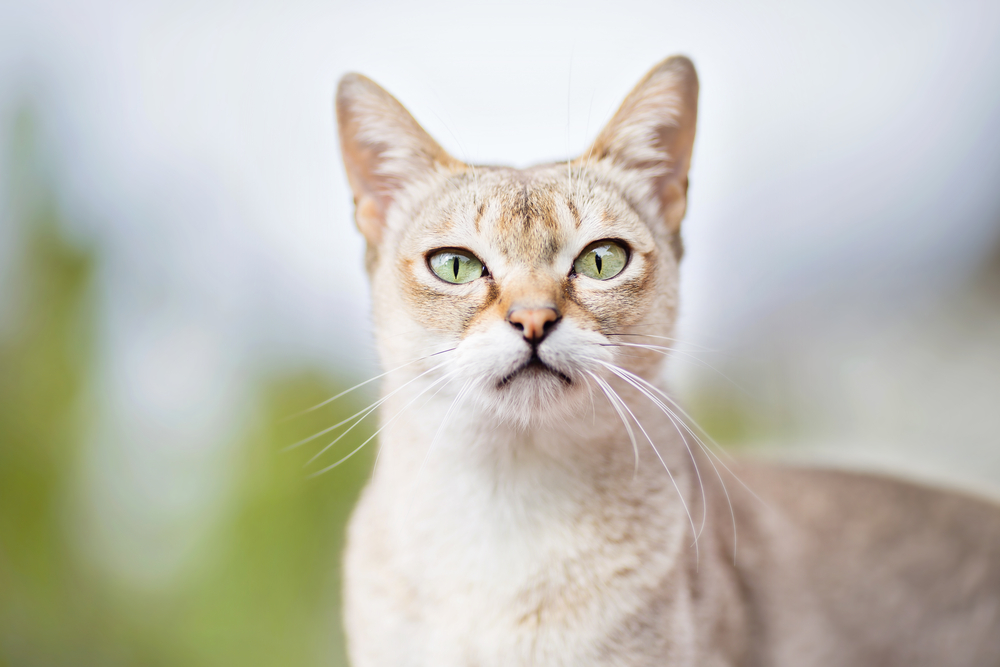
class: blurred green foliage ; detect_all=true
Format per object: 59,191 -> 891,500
684,382 -> 781,448
0,107 -> 372,666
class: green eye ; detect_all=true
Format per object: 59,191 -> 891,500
428,249 -> 485,284
573,240 -> 628,280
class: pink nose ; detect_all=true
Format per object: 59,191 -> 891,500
507,307 -> 560,344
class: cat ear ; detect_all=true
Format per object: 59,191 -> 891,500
583,56 -> 698,238
336,74 -> 462,245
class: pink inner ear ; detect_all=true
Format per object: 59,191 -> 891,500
339,127 -> 390,245
356,196 -> 383,245
336,73 -> 465,247
578,57 -> 698,234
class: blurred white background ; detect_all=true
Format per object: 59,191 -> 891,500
2,0 -> 1000,591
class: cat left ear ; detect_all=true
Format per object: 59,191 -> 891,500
581,56 -> 698,240
336,74 -> 462,245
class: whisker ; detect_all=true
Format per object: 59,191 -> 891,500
600,363 -> 772,561
591,370 -> 700,562
631,375 -> 768,506
280,347 -> 456,421
601,341 -> 719,370
307,370 -> 459,477
580,372 -> 598,426
372,370 -> 463,474
403,378 -> 475,505
381,326 -> 457,340
606,332 -> 718,353
284,359 -> 453,451
587,371 -> 639,478
303,363 -> 453,464
599,362 -> 708,541
602,342 -> 749,396
284,406 -> 374,453
611,366 -> 741,464
605,325 -> 736,355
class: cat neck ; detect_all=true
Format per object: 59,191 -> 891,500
371,372 -> 697,521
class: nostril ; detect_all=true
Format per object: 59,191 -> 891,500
507,306 -> 560,344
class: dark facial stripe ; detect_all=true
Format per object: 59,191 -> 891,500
566,199 -> 581,228
474,200 -> 485,233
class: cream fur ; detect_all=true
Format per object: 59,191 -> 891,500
335,57 -> 1000,666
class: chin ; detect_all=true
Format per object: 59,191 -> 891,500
476,365 -> 591,431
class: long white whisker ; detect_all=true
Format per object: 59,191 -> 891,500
592,370 -> 700,562
612,364 -> 743,466
305,366 -> 454,465
307,370 -> 458,477
638,376 -> 767,505
603,342 -> 750,397
581,372 -> 598,426
403,379 -> 475,510
284,359 -> 452,452
601,363 -> 772,561
281,348 -> 455,421
606,332 -> 718,353
587,371 -> 639,478
600,362 -> 709,542
372,370 -> 462,474
601,341 -> 734,378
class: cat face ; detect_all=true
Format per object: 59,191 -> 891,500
337,58 -> 698,428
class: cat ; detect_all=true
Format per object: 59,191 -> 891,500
334,56 -> 1000,666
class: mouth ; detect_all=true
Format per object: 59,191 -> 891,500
497,353 -> 573,389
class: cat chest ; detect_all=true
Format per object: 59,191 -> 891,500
405,549 -> 654,666
382,494 -> 682,663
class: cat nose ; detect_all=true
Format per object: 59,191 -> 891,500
507,306 -> 560,345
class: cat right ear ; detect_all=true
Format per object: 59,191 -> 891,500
336,74 -> 462,245
582,56 -> 698,241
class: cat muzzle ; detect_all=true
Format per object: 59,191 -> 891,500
496,351 -> 572,389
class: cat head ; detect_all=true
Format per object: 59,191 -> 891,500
337,57 -> 698,429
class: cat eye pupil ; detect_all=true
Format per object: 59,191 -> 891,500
573,240 -> 627,281
428,249 -> 486,285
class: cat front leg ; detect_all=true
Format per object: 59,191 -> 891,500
342,493 -> 428,667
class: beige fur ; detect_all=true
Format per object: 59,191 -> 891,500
335,57 -> 1000,666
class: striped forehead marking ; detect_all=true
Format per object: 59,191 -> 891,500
484,180 -> 566,263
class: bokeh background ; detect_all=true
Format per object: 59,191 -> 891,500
2,0 -> 999,664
